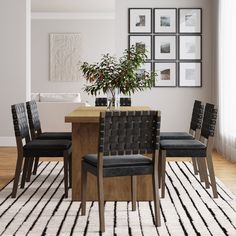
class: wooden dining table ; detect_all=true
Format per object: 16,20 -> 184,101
65,106 -> 155,201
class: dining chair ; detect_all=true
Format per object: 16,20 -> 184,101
11,103 -> 72,198
81,110 -> 161,232
159,103 -> 218,198
160,100 -> 204,175
26,100 -> 72,177
95,97 -> 107,106
95,97 -> 131,106
120,97 -> 131,106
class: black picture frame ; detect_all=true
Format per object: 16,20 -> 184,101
179,8 -> 202,34
128,8 -> 152,34
154,8 -> 177,34
128,35 -> 152,60
179,35 -> 202,60
136,62 -> 153,86
178,61 -> 202,87
154,35 -> 177,60
153,62 -> 177,87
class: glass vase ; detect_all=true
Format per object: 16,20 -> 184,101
114,87 -> 120,109
106,88 -> 120,110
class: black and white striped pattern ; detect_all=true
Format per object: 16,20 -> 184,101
1,162 -> 236,236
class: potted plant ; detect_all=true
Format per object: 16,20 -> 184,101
81,45 -> 155,109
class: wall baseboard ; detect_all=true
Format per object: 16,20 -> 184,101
0,137 -> 16,147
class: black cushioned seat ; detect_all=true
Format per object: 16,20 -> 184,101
23,139 -> 71,157
37,132 -> 72,140
160,139 -> 206,157
84,154 -> 153,177
84,154 -> 152,167
160,132 -> 194,140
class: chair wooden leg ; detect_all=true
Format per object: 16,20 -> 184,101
161,150 -> 166,198
32,157 -> 39,175
198,158 -> 209,189
26,158 -> 34,182
12,155 -> 24,198
153,158 -> 161,227
192,157 -> 198,175
131,176 -> 137,211
206,155 -> 218,198
20,158 -> 30,188
69,154 -> 72,189
97,174 -> 105,232
81,161 -> 87,216
63,153 -> 69,198
158,150 -> 162,188
197,158 -> 205,182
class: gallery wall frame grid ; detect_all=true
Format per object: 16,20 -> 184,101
128,7 -> 202,88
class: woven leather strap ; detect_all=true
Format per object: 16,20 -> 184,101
11,103 -> 30,139
26,100 -> 41,132
190,100 -> 204,131
201,103 -> 218,139
98,110 -> 161,155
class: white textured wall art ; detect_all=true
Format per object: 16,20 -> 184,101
50,33 -> 80,81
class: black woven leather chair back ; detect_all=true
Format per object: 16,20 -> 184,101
120,98 -> 131,106
26,100 -> 42,138
189,100 -> 204,131
95,98 -> 107,106
201,103 -> 218,139
11,103 -> 30,142
98,110 -> 161,156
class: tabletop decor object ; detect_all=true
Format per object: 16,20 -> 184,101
81,46 -> 155,109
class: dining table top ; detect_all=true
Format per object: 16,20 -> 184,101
65,106 -> 150,123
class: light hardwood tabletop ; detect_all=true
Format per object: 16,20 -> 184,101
65,106 -> 150,123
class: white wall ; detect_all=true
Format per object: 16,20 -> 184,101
116,0 -> 213,131
31,18 -> 115,104
31,0 -> 115,13
0,0 -> 31,145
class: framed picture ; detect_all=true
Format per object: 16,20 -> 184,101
128,8 -> 152,33
179,35 -> 202,60
179,62 -> 202,87
179,8 -> 202,33
50,33 -> 81,81
136,62 -> 152,86
154,8 -> 177,33
154,62 -> 177,87
154,35 -> 176,60
129,35 -> 152,60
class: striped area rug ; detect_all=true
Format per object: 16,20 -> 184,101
0,162 -> 236,236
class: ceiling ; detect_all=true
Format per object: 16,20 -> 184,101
31,0 -> 115,12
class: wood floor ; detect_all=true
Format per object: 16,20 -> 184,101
0,147 -> 236,194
